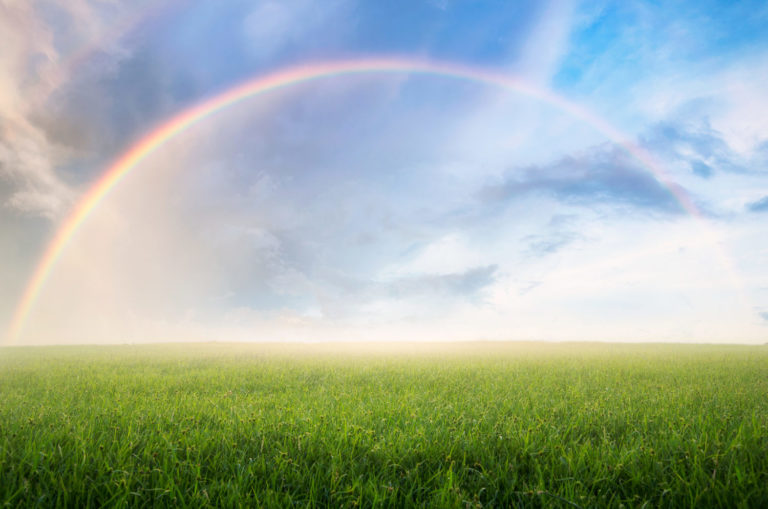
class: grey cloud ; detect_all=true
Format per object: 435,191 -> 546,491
0,1 -> 153,218
747,196 -> 768,213
41,46 -> 181,162
0,3 -> 66,219
760,312 -> 768,322
644,120 -> 730,161
0,124 -> 72,219
479,146 -> 686,214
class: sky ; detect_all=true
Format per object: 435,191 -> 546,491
1,0 -> 767,345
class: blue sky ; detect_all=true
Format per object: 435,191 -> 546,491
1,0 -> 767,344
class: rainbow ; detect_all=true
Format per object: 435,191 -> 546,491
5,57 -> 708,344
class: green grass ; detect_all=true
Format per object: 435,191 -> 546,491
1,342 -> 767,508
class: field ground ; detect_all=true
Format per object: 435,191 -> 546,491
1,341 -> 767,507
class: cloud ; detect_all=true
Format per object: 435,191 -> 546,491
524,231 -> 580,256
315,265 -> 500,323
255,263 -> 500,323
386,265 -> 498,300
479,144 -> 686,214
0,1 -> 164,218
0,122 -> 72,219
520,213 -> 584,257
0,3 -> 69,218
747,196 -> 768,213
640,118 -> 745,178
513,0 -> 576,84
303,265 -> 500,320
760,311 -> 768,323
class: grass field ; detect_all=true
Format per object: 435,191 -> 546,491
1,342 -> 767,508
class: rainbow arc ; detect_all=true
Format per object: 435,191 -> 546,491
6,57 -> 731,344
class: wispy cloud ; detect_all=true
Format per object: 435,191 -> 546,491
747,196 -> 768,213
299,265 -> 500,320
524,231 -> 581,257
479,145 -> 686,215
386,265 -> 498,300
640,118 -> 745,178
0,3 -> 68,219
513,0 -> 576,84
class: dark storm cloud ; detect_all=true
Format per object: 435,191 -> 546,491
747,196 -> 768,212
479,146 -> 686,214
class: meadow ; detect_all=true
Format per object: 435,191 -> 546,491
1,342 -> 766,508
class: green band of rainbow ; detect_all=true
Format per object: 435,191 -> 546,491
5,57 -> 707,344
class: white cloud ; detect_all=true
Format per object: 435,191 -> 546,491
0,0 -> 159,219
